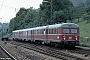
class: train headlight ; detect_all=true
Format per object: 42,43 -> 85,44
75,36 -> 77,40
63,37 -> 66,40
63,36 -> 66,40
57,36 -> 59,39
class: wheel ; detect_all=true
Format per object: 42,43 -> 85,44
55,43 -> 60,48
50,43 -> 55,47
60,42 -> 65,49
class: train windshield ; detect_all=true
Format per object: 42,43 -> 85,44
63,28 -> 69,33
63,28 -> 78,34
71,29 -> 77,33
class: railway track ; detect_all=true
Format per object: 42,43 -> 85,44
0,45 -> 17,60
9,41 -> 86,60
67,47 -> 90,57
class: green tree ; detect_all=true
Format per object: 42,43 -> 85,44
82,6 -> 90,23
74,7 -> 85,22
53,10 -> 68,23
40,0 -> 73,24
9,7 -> 41,34
68,7 -> 85,22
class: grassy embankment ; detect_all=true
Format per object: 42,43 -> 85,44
72,18 -> 90,47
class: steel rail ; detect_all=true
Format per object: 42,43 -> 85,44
0,45 -> 17,60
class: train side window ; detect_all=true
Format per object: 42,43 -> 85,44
36,30 -> 38,34
48,29 -> 56,34
38,30 -> 40,34
35,30 -> 40,34
14,33 -> 16,36
37,30 -> 39,34
49,29 -> 51,34
50,28 -> 57,34
23,31 -> 27,35
46,29 -> 48,34
42,30 -> 44,34
34,30 -> 38,34
44,29 -> 48,34
58,27 -> 61,34
48,29 -> 50,34
51,29 -> 53,34
34,30 -> 35,34
16,32 -> 17,36
49,29 -> 52,34
41,29 -> 44,34
35,30 -> 36,34
51,29 -> 54,34
16,32 -> 19,36
28,31 -> 31,35
53,28 -> 57,34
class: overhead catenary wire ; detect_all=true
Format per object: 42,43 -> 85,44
1,5 -> 19,12
0,0 -> 18,23
0,0 -> 5,11
1,5 -> 19,9
0,0 -> 19,12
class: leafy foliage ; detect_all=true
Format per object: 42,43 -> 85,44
8,0 -> 90,36
82,6 -> 90,23
9,7 -> 39,33
40,0 -> 73,24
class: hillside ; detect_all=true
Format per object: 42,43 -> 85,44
70,0 -> 90,6
73,19 -> 90,46
77,21 -> 90,38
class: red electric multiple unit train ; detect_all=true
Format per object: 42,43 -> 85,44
12,23 -> 79,48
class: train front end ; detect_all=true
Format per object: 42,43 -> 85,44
60,23 -> 79,48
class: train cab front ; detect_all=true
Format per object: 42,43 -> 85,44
60,23 -> 80,48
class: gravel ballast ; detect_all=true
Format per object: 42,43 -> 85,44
0,41 -> 60,60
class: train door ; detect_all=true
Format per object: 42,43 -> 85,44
27,31 -> 28,41
46,28 -> 48,40
45,27 -> 49,44
13,32 -> 15,40
19,32 -> 21,40
31,30 -> 34,42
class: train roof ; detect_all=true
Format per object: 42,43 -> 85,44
12,28 -> 34,32
33,26 -> 47,30
12,26 -> 47,32
13,23 -> 79,32
48,23 -> 79,28
12,29 -> 23,32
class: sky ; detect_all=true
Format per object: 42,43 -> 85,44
0,0 -> 43,23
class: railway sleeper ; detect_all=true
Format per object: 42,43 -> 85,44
35,40 -> 42,45
50,42 -> 60,48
